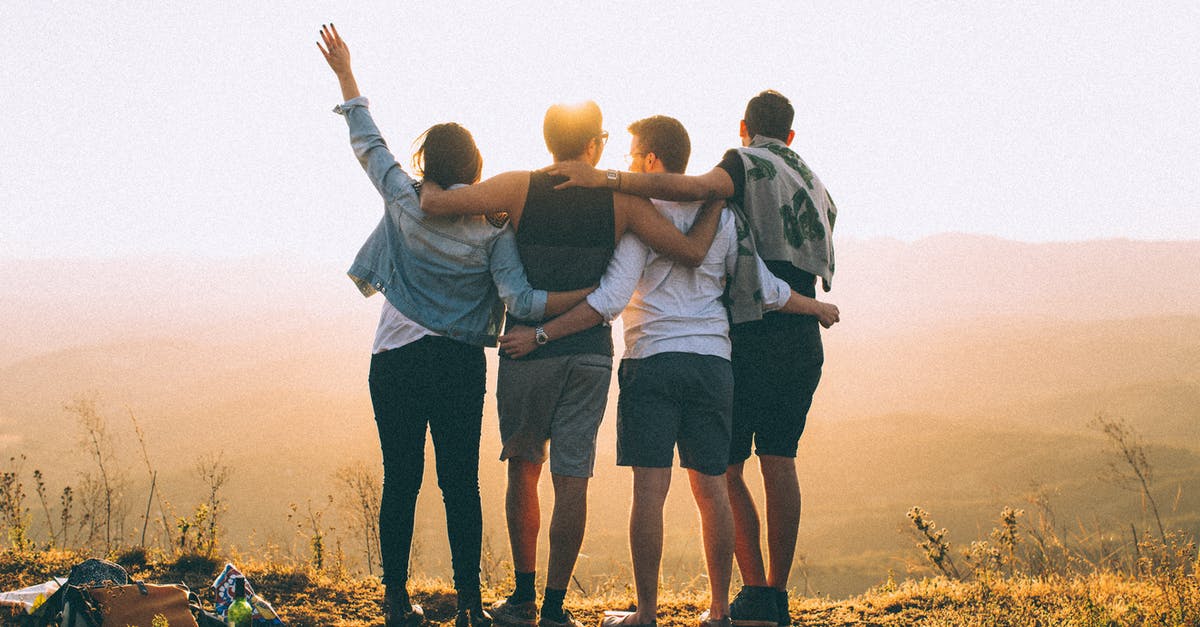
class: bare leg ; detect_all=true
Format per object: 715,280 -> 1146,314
506,458 -> 543,574
759,455 -> 800,590
688,469 -> 734,619
725,461 -> 768,587
617,467 -> 671,625
545,473 -> 590,590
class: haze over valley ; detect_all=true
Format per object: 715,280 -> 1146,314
2,235 -> 1198,597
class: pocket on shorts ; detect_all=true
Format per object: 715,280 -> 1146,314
572,353 -> 613,374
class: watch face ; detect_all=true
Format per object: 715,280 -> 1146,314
535,328 -> 548,345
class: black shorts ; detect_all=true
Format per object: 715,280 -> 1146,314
616,352 -> 733,476
729,313 -> 824,464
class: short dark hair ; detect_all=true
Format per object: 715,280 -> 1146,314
412,123 -> 483,187
744,90 -> 794,142
627,115 -> 691,174
543,101 -> 603,161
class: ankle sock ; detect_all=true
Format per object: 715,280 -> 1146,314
541,587 -> 567,620
511,571 -> 536,604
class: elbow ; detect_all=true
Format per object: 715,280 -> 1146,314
508,302 -> 537,321
419,194 -> 451,216
508,289 -> 546,320
679,249 -> 705,268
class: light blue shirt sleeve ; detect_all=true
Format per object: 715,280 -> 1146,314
333,97 -> 417,201
488,226 -> 548,320
586,233 -> 647,322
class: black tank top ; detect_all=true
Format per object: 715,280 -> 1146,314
507,171 -> 616,359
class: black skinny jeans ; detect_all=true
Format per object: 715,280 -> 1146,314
368,336 -> 486,595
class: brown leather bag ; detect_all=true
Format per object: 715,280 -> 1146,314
86,582 -> 199,627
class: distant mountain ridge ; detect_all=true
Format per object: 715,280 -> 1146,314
5,235 -> 1197,365
831,234 -> 1200,334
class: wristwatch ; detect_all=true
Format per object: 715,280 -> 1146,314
534,326 -> 549,345
605,169 -> 620,190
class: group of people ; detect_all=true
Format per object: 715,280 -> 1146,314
319,24 -> 839,627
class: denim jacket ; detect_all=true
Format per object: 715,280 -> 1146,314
335,97 -> 547,346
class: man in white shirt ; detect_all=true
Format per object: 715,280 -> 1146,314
500,117 -> 839,627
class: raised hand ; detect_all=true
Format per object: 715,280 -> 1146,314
317,23 -> 351,76
317,24 -> 360,101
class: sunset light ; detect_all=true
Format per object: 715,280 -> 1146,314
2,3 -> 1199,626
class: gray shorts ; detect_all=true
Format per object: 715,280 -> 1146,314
496,353 -> 613,478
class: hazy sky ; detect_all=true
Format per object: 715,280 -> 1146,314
4,2 -> 1198,260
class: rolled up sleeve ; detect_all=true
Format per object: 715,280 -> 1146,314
585,234 -> 646,322
757,255 -> 793,312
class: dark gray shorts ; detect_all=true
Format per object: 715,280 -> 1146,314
496,353 -> 613,478
729,316 -> 824,463
616,352 -> 733,476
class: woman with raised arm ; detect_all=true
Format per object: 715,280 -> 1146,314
317,24 -> 591,627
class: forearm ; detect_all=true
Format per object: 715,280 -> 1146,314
544,286 -> 595,317
619,171 -> 713,201
683,200 -> 723,260
336,70 -> 361,102
543,301 -> 604,340
771,284 -> 840,327
779,292 -> 827,316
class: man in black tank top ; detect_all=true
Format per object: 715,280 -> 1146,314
420,101 -> 725,627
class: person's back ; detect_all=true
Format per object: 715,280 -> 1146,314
618,199 -> 735,358
508,170 -> 616,359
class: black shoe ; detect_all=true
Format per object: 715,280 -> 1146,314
490,597 -> 538,626
774,589 -> 790,627
457,607 -> 494,627
385,586 -> 425,627
386,603 -> 424,627
728,586 -> 779,627
538,608 -> 583,627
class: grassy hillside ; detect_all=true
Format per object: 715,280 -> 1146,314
2,240 -> 1199,599
3,317 -> 1200,597
2,549 -> 1197,626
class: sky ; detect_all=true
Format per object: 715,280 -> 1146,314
3,1 -> 1198,261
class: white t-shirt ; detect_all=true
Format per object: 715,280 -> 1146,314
585,201 -> 791,360
372,299 -> 440,354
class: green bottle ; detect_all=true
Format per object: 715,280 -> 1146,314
227,576 -> 253,627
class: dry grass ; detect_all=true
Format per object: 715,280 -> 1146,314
3,549 -> 1198,627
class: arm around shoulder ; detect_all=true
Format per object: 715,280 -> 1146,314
544,162 -> 734,202
619,195 -> 723,268
620,166 -> 734,202
421,170 -> 530,217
